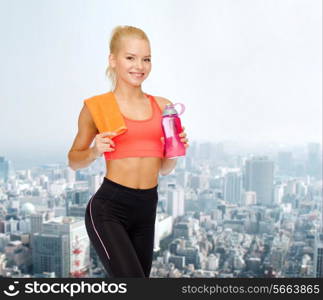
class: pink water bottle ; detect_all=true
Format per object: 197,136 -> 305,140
161,102 -> 186,158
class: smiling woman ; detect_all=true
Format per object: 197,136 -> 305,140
105,26 -> 152,90
67,25 -> 189,278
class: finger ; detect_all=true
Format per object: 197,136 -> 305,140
102,138 -> 115,146
180,128 -> 186,135
101,131 -> 117,137
106,143 -> 115,151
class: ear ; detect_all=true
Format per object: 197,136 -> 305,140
109,53 -> 116,68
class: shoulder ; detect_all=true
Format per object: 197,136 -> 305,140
153,96 -> 173,111
84,91 -> 110,105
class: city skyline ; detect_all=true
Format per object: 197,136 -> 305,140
2,139 -> 322,172
0,139 -> 322,278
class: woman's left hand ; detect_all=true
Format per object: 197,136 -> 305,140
179,126 -> 189,148
160,125 -> 189,148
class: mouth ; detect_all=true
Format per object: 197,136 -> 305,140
129,72 -> 144,78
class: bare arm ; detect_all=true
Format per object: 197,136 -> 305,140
67,104 -> 99,171
159,157 -> 178,176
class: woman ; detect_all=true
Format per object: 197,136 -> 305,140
68,25 -> 189,278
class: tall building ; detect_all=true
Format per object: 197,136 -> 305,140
154,215 -> 172,252
307,143 -> 322,179
166,183 -> 185,218
32,216 -> 89,277
242,191 -> 257,206
65,188 -> 90,216
273,184 -> 284,205
224,171 -> 242,205
0,156 -> 11,183
314,232 -> 323,277
30,213 -> 44,235
88,174 -> 102,195
199,142 -> 213,160
277,152 -> 293,175
64,167 -> 75,185
214,142 -> 225,161
245,156 -> 274,206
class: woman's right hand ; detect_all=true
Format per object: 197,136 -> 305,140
92,131 -> 117,158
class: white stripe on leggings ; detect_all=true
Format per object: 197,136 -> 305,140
89,194 -> 111,260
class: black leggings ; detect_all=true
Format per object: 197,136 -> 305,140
85,177 -> 158,278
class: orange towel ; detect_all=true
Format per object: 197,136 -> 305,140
84,91 -> 127,138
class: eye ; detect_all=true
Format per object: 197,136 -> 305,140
126,56 -> 151,62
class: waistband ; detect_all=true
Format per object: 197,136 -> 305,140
103,177 -> 158,193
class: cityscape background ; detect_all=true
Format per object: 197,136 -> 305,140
0,142 -> 322,277
0,0 -> 322,278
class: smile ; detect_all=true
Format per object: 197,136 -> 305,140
129,72 -> 144,78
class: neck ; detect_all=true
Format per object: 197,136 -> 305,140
112,85 -> 145,102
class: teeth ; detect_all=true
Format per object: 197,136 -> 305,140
130,72 -> 144,78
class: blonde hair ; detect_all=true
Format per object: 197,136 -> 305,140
105,25 -> 150,90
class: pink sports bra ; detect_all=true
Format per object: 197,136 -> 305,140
104,94 -> 164,160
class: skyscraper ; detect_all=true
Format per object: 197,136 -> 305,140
224,171 -> 242,205
32,216 -> 89,277
0,156 -> 11,183
277,151 -> 293,175
314,232 -> 323,277
245,156 -> 274,206
166,183 -> 185,218
307,143 -> 322,179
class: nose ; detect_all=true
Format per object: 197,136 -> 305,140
135,59 -> 143,70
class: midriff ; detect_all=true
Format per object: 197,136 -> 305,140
105,157 -> 162,189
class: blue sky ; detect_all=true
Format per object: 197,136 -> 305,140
0,0 -> 321,168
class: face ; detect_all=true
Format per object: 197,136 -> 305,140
109,37 -> 152,87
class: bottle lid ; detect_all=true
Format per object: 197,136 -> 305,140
162,104 -> 178,116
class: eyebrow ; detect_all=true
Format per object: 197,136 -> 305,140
125,52 -> 151,57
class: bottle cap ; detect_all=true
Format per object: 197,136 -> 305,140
162,104 -> 178,116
